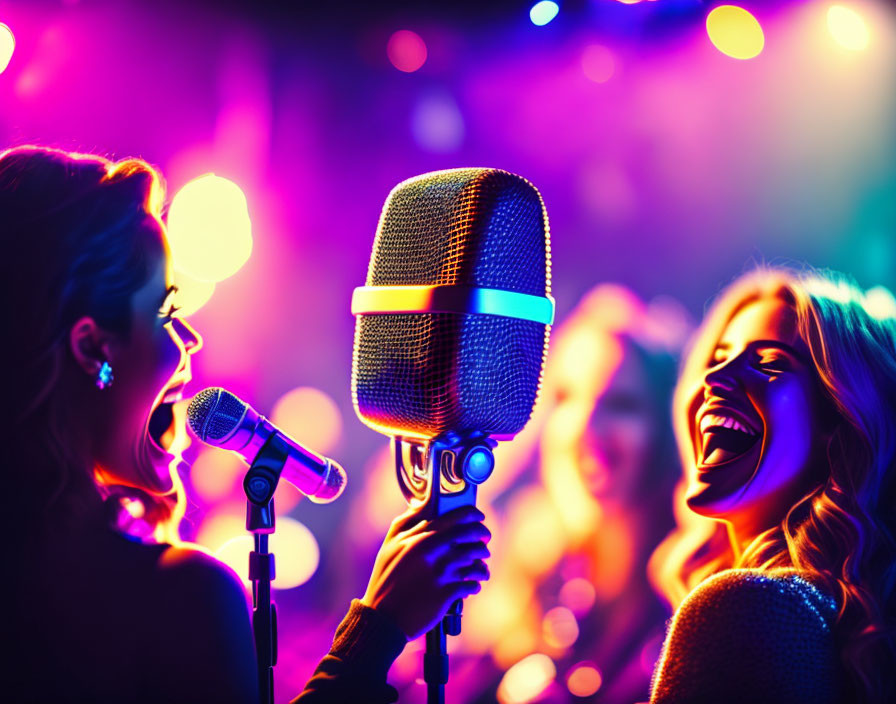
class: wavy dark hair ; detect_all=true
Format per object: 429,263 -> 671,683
649,267 -> 896,703
0,145 -> 183,540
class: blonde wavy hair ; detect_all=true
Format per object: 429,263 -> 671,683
649,267 -> 896,703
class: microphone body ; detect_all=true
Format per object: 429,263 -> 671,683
351,167 -> 553,443
187,387 -> 346,503
350,169 -> 553,695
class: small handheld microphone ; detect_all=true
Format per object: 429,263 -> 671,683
186,387 -> 346,504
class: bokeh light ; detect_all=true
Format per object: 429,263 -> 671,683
506,487 -> 566,576
411,91 -> 465,153
497,653 -> 556,704
529,1 -> 559,26
212,516 -> 320,590
542,606 -> 579,650
387,30 -> 427,73
167,174 -> 253,283
865,285 -> 896,321
581,45 -> 615,84
0,23 -> 14,75
566,662 -> 602,698
271,386 -> 343,455
173,269 -> 216,317
827,5 -> 870,51
190,447 -> 245,503
359,445 -> 409,533
558,577 -> 597,616
706,6 -> 765,60
196,509 -> 245,552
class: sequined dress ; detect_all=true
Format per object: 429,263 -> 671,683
650,568 -> 841,704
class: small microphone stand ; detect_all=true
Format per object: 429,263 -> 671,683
394,434 -> 496,704
244,434 -> 290,704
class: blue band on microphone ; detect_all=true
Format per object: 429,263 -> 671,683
351,285 -> 555,325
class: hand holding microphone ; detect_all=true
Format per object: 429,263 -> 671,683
350,167 -> 552,701
362,503 -> 491,640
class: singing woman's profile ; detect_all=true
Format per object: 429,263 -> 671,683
0,145 -> 490,703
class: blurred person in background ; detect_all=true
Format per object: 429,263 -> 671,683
0,145 -> 490,704
649,268 -> 896,703
453,284 -> 690,704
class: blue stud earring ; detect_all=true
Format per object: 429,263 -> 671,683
95,361 -> 114,390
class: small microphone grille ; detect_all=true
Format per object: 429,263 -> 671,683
368,168 -> 550,296
186,387 -> 247,442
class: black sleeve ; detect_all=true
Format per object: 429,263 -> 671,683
650,570 -> 840,704
291,600 -> 408,704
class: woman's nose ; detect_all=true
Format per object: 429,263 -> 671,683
703,356 -> 742,394
171,318 -> 203,354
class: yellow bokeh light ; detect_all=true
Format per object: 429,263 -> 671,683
706,5 -> 765,60
865,286 -> 896,321
566,662 -> 603,698
211,516 -> 320,590
196,509 -> 245,550
0,23 -> 14,74
827,5 -> 870,51
497,653 -> 556,704
506,487 -> 566,576
172,269 -> 215,317
360,445 -> 410,533
271,386 -> 343,455
167,174 -> 252,283
190,448 -> 244,503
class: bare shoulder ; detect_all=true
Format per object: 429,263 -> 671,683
156,543 -> 247,595
146,544 -> 258,704
151,543 -> 254,647
651,569 -> 840,704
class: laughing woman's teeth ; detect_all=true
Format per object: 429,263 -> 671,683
699,413 -> 761,466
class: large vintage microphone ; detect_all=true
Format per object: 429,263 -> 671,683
350,168 -> 553,704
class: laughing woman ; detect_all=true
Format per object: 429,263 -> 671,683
0,146 -> 489,703
648,269 -> 896,704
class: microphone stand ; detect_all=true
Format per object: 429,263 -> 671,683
243,434 -> 291,704
394,434 -> 496,704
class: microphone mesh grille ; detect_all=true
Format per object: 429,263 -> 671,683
352,168 -> 551,438
354,313 -> 548,437
368,168 -> 550,295
187,387 -> 247,442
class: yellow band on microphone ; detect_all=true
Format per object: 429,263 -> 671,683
351,285 -> 555,325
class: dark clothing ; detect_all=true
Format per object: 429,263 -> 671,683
650,568 -> 841,704
292,600 -> 408,704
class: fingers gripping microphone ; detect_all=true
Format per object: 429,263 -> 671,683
187,387 -> 346,504
350,168 -> 552,703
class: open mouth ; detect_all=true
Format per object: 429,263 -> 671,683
148,402 -> 176,451
699,411 -> 761,467
146,381 -> 189,452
